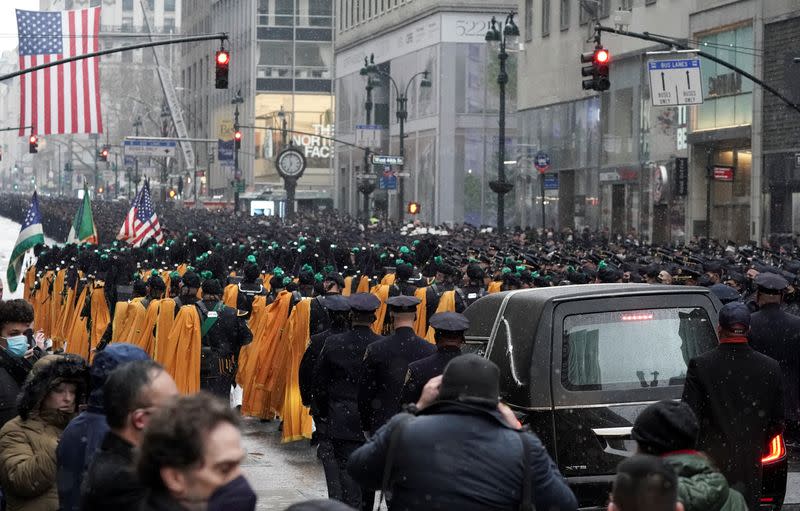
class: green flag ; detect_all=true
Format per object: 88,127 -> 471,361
67,183 -> 98,244
7,192 -> 45,293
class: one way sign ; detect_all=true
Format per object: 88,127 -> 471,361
647,58 -> 704,106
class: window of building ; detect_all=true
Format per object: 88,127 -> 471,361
599,0 -> 610,19
258,0 -> 268,14
309,0 -> 332,27
146,0 -> 154,10
122,16 -> 134,30
164,0 -> 176,12
276,0 -> 294,26
524,0 -> 533,42
579,2 -> 591,25
163,17 -> 175,33
122,0 -> 133,10
90,0 -> 101,6
646,0 -> 657,4
694,24 -> 753,131
560,0 -> 569,30
542,0 -> 550,37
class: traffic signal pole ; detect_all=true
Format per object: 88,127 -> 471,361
0,33 -> 228,83
595,24 -> 800,115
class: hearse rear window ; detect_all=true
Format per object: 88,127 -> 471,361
562,307 -> 717,391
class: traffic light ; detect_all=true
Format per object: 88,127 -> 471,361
168,189 -> 177,199
215,49 -> 230,89
234,130 -> 242,150
407,202 -> 420,215
580,46 -> 611,91
98,146 -> 109,162
28,134 -> 38,154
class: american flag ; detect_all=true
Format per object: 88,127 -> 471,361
16,7 -> 103,136
117,181 -> 164,247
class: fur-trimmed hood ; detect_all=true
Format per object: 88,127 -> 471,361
17,354 -> 88,421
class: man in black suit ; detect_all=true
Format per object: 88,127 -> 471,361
399,311 -> 468,405
358,295 -> 435,436
682,302 -> 785,510
314,293 -> 383,510
748,272 -> 800,442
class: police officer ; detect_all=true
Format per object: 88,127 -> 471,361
358,295 -> 435,436
400,311 -> 468,405
748,272 -> 800,442
195,278 -> 253,398
299,294 -> 352,503
314,293 -> 383,510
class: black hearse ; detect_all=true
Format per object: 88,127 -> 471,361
463,284 -> 787,510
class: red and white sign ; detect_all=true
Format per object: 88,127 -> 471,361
713,166 -> 734,182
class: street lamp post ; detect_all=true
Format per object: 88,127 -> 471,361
160,102 -> 171,202
232,90 -> 244,213
357,54 -> 378,219
367,62 -> 431,222
485,13 -> 519,233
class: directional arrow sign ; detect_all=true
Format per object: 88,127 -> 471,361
647,58 -> 703,106
123,139 -> 178,158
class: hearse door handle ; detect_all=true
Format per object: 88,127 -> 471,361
592,427 -> 633,437
592,427 -> 635,458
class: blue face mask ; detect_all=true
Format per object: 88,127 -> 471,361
3,335 -> 29,358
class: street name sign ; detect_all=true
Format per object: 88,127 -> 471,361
123,139 -> 178,158
372,154 -> 404,166
356,124 -> 383,149
647,58 -> 703,106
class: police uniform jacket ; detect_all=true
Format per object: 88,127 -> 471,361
358,326 -> 435,434
399,346 -> 462,405
682,342 -> 784,510
314,325 -> 383,441
309,294 -> 338,337
749,303 -> 800,421
299,325 -> 347,411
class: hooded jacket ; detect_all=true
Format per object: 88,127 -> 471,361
663,452 -> 748,511
0,354 -> 88,511
57,344 -> 148,511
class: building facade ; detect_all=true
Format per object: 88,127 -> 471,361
517,0 -> 800,243
516,0 -> 691,242
334,0 -> 516,226
182,0 -> 334,212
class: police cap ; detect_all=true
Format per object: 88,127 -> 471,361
323,295 -> 351,312
429,312 -> 470,333
755,272 -> 788,294
708,283 -> 740,305
348,293 -> 381,312
386,294 -> 421,312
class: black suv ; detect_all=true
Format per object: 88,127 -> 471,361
464,284 -> 788,510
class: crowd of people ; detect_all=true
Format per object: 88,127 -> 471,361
0,192 -> 799,510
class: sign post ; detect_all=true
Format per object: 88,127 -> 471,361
533,151 -> 551,229
647,58 -> 703,106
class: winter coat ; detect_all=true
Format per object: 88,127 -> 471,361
57,343 -> 148,511
0,348 -> 33,429
347,402 -> 578,511
663,452 -> 748,511
81,431 -> 146,511
0,354 -> 88,511
682,343 -> 784,510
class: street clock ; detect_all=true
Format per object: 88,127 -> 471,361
276,147 -> 306,179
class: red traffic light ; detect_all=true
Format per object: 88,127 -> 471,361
29,135 -> 37,144
216,50 -> 230,66
101,148 -> 109,157
234,130 -> 242,141
594,48 -> 610,64
407,202 -> 421,215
